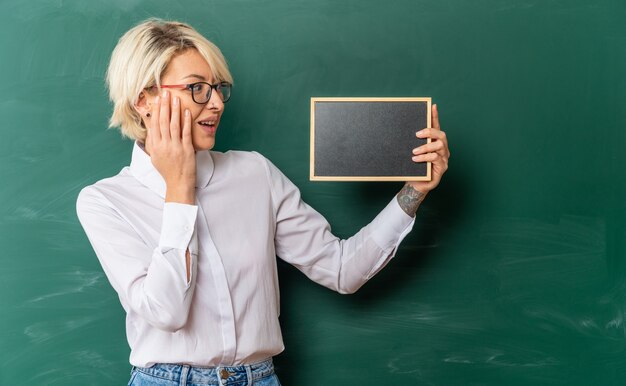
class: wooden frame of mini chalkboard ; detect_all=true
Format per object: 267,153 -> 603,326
310,97 -> 432,181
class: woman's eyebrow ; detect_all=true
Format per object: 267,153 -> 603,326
182,74 -> 207,81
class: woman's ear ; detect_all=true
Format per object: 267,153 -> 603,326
134,91 -> 153,118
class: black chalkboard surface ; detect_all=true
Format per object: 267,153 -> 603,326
310,97 -> 431,181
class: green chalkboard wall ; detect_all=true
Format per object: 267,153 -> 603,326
1,0 -> 625,384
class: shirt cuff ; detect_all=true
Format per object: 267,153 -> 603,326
370,197 -> 415,254
158,203 -> 198,251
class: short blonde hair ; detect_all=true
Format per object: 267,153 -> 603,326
106,18 -> 233,140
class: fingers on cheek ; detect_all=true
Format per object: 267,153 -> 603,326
160,95 -> 170,124
153,97 -> 161,121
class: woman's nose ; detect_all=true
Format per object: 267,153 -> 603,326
206,90 -> 224,111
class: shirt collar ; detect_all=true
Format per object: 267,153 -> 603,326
129,142 -> 214,198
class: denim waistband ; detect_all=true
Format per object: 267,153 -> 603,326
133,358 -> 274,385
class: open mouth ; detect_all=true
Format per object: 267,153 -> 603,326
198,120 -> 216,127
197,118 -> 218,133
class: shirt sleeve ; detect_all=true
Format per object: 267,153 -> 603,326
76,187 -> 198,332
262,156 -> 415,294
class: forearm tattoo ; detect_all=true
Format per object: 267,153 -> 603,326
396,184 -> 426,217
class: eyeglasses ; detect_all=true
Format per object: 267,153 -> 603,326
157,81 -> 232,104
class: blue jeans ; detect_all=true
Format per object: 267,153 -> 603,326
128,358 -> 280,386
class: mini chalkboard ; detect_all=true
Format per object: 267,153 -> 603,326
310,97 -> 432,181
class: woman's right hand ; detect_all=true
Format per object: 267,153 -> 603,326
145,90 -> 196,204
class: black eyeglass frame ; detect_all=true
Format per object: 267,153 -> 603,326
156,81 -> 232,104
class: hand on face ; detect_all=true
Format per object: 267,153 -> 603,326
407,104 -> 450,194
145,90 -> 197,204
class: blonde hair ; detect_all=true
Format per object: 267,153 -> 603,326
106,18 -> 233,140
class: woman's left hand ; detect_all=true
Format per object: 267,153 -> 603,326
406,104 -> 450,194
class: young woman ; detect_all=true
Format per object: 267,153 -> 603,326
77,18 -> 450,386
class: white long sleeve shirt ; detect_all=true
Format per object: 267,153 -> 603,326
76,142 -> 414,367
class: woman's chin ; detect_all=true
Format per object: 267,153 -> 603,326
193,137 -> 215,151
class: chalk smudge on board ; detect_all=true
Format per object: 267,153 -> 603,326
25,269 -> 104,304
24,316 -> 96,344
